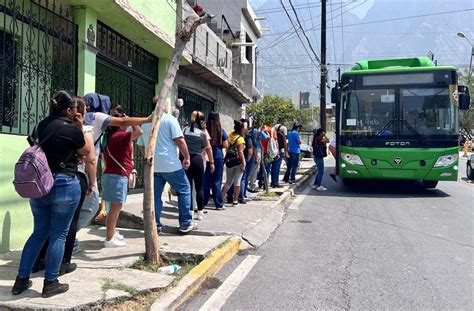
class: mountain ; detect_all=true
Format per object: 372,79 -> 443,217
256,0 -> 474,102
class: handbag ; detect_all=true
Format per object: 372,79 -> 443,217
106,146 -> 137,189
313,143 -> 328,158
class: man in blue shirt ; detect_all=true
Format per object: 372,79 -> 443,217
284,123 -> 302,184
248,122 -> 268,192
152,98 -> 195,234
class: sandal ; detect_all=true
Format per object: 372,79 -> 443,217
95,210 -> 107,222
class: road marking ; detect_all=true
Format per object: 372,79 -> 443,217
199,255 -> 261,311
288,185 -> 312,210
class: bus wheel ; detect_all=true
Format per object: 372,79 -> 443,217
467,161 -> 474,180
422,180 -> 438,189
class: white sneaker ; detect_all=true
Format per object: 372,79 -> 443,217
196,211 -> 205,221
316,186 -> 327,191
114,230 -> 124,241
104,237 -> 127,248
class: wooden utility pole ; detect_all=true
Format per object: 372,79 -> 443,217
320,0 -> 327,129
142,0 -> 212,265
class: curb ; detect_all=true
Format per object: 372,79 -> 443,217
151,236 -> 241,311
274,165 -> 316,207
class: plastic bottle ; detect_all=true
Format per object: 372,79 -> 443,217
158,264 -> 181,274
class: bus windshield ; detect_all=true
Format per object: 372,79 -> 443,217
341,86 -> 458,141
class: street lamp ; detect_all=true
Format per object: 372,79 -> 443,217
457,32 -> 474,83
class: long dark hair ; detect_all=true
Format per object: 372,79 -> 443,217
49,90 -> 75,114
233,119 -> 245,135
207,111 -> 222,146
312,128 -> 326,146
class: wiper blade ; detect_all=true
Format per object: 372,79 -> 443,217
402,120 -> 428,146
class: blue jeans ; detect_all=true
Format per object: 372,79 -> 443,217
204,157 -> 225,208
154,170 -> 192,230
289,152 -> 300,181
18,174 -> 81,281
314,157 -> 325,187
270,153 -> 284,186
227,156 -> 253,201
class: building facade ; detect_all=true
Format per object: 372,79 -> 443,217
0,0 -> 179,252
0,0 -> 259,252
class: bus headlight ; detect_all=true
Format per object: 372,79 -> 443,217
341,153 -> 364,166
434,154 -> 458,167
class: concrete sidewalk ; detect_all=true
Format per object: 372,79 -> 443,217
0,158 -> 316,310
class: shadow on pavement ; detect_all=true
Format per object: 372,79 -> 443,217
303,167 -> 451,198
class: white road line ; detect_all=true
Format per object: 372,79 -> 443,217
199,255 -> 261,311
288,185 -> 312,210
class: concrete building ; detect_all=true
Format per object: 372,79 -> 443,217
174,3 -> 251,130
187,0 -> 263,102
0,0 -> 259,253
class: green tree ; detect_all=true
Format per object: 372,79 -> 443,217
245,95 -> 302,128
459,68 -> 474,130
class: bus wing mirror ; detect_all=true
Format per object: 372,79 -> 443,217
458,85 -> 471,110
331,86 -> 340,105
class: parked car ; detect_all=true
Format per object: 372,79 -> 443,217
300,143 -> 313,158
467,154 -> 474,180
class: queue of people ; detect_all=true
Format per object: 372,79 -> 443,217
12,91 -> 334,298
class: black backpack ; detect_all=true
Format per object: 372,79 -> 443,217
276,125 -> 285,150
224,136 -> 242,168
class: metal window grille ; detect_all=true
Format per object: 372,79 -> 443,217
0,0 -> 77,135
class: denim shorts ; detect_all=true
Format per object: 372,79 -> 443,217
101,174 -> 128,203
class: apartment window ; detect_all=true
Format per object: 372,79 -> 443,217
205,32 -> 209,57
245,34 -> 253,63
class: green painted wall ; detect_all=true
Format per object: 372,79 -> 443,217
127,0 -> 177,39
75,7 -> 97,96
0,134 -> 32,252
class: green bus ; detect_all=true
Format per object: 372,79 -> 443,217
331,57 -> 470,188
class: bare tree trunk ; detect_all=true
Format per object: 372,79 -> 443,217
142,2 -> 212,264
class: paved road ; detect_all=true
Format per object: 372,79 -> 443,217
182,160 -> 474,310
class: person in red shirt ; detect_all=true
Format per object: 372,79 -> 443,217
101,109 -> 143,248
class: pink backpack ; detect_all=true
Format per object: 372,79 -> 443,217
13,127 -> 56,199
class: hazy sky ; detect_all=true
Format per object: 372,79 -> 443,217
250,0 -> 376,19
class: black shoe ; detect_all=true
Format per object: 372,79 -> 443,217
330,173 -> 337,182
247,188 -> 259,193
232,201 -> 238,206
271,184 -> 283,188
42,279 -> 69,298
60,262 -> 77,276
12,275 -> 32,295
238,199 -> 246,204
226,198 -> 233,204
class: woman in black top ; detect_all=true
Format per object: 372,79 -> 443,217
183,111 -> 212,220
12,91 -> 90,298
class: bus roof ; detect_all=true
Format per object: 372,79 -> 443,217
342,56 -> 457,75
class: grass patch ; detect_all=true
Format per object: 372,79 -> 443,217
101,278 -> 138,300
260,191 -> 277,197
102,257 -> 199,311
130,256 -> 198,280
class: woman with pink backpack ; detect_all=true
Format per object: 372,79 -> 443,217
12,91 -> 90,298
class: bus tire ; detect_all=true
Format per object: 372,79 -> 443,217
467,160 -> 474,180
422,180 -> 438,189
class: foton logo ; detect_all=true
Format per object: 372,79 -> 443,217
385,141 -> 411,147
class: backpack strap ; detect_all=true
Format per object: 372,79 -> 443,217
106,146 -> 127,173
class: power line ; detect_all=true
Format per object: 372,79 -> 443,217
280,0 -> 321,69
306,0 -> 320,54
329,1 -> 337,66
340,1 -> 345,69
260,1 -> 366,52
288,0 -> 322,65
